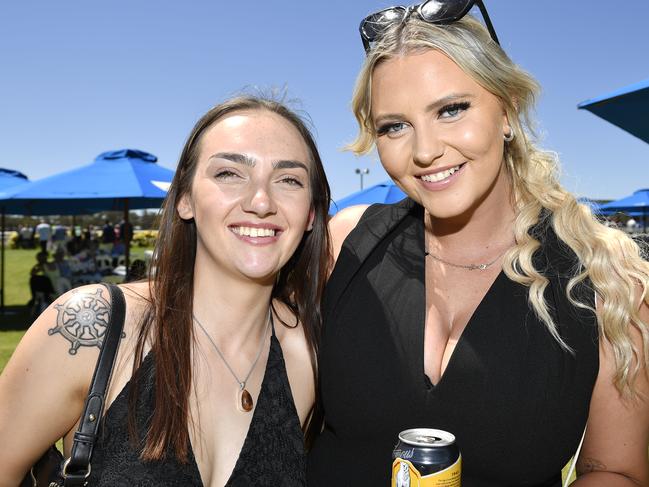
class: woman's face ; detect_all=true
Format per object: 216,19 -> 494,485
178,109 -> 314,283
371,49 -> 512,220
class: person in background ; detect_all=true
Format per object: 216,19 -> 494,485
35,219 -> 51,253
0,95 -> 331,486
51,224 -> 67,252
118,218 -> 133,246
308,2 -> 649,485
19,225 -> 34,249
101,220 -> 115,245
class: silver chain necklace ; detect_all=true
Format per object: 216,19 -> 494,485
424,248 -> 509,271
193,309 -> 271,412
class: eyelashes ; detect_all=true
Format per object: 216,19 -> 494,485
214,170 -> 304,188
439,101 -> 470,118
374,100 -> 472,136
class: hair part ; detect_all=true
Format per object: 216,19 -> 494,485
349,15 -> 649,398
129,95 -> 331,461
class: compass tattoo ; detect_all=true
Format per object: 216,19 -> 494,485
49,288 -> 124,355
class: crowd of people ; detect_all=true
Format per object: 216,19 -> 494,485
25,219 -> 145,316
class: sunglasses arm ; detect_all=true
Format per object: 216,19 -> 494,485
475,0 -> 500,45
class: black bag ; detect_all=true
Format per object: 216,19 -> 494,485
21,283 -> 126,487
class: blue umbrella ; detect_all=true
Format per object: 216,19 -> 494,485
330,180 -> 406,215
598,189 -> 649,232
578,78 -> 649,143
0,169 -> 29,191
0,168 -> 30,310
0,149 -> 173,215
0,150 -> 175,306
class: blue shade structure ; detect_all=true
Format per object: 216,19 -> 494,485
0,150 -> 175,309
0,169 -> 29,191
598,189 -> 649,232
330,180 -> 407,215
578,78 -> 649,144
0,149 -> 173,215
0,169 -> 29,310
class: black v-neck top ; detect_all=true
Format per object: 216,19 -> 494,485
308,199 -> 599,486
87,324 -> 307,486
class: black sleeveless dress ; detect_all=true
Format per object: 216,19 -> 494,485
88,323 -> 307,486
307,198 -> 599,486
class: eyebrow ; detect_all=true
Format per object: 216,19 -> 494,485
209,152 -> 309,172
273,160 -> 309,172
209,152 -> 256,166
373,93 -> 474,126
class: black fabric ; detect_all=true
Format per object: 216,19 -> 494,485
307,198 -> 599,487
88,329 -> 307,486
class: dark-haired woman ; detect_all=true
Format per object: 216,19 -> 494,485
0,96 -> 331,486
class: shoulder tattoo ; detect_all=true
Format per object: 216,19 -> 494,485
49,288 -> 125,355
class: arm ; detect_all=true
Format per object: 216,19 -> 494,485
572,299 -> 649,486
0,285 -> 107,487
327,205 -> 370,274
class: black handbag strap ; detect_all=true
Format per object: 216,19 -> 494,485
62,283 -> 126,486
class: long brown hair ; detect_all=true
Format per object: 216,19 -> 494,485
129,96 -> 331,461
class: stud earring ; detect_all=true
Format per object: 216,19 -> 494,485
504,127 -> 515,142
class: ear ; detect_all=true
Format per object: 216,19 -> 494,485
177,193 -> 194,220
306,207 -> 315,231
502,111 -> 513,138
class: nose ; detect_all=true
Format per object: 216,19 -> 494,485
412,126 -> 444,167
241,181 -> 277,217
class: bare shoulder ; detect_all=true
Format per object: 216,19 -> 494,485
0,283 -> 128,482
329,205 -> 370,266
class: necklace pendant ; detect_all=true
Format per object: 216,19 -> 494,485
477,264 -> 488,270
238,388 -> 254,412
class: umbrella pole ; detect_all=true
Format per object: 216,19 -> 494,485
124,199 -> 130,278
1,207 -> 5,313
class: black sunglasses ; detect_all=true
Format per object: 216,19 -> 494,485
359,0 -> 499,53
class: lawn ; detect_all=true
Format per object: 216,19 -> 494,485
2,246 -> 153,306
0,330 -> 24,374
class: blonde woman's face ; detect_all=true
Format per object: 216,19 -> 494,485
371,49 -> 512,220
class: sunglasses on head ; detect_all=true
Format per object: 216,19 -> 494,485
359,0 -> 499,53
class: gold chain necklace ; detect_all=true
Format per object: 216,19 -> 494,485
424,248 -> 507,270
193,310 -> 271,412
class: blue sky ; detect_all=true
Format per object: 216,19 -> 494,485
1,0 -> 648,201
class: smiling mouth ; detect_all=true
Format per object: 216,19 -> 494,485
419,163 -> 466,183
230,226 -> 278,238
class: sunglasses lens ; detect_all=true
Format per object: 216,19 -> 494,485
361,7 -> 407,42
419,0 -> 474,23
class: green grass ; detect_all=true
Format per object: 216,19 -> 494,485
1,246 -> 153,306
0,330 -> 24,373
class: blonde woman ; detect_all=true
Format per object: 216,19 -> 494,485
307,1 -> 649,485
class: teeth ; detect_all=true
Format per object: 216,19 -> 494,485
421,165 -> 462,183
232,226 -> 276,237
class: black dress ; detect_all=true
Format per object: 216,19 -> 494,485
307,198 -> 599,486
88,323 -> 307,486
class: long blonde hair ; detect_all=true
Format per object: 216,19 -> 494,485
349,15 -> 649,398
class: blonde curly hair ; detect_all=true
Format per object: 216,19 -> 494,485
349,15 -> 649,398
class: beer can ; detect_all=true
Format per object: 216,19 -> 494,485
392,428 -> 461,487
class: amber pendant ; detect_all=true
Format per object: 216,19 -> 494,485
238,388 -> 254,412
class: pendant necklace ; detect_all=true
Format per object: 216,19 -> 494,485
193,309 -> 271,413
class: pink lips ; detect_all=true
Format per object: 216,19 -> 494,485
416,163 -> 466,191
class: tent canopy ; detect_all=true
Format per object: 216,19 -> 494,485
0,149 -> 174,215
330,180 -> 406,215
578,78 -> 649,143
